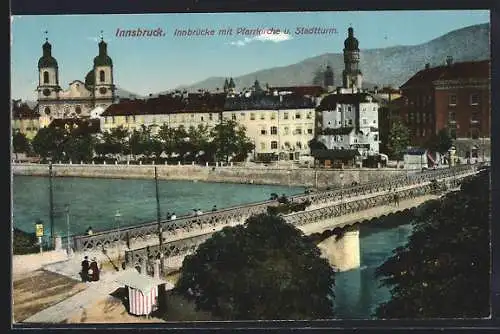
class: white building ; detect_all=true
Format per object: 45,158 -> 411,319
316,93 -> 380,157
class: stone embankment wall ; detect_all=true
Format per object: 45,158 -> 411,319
12,163 -> 411,188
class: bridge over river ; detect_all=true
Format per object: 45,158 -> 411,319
45,165 -> 478,278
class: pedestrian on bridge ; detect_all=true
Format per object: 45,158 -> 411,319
171,213 -> 177,220
166,212 -> 171,220
394,193 -> 400,207
80,256 -> 90,282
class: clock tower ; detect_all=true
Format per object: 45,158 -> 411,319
92,33 -> 115,108
37,33 -> 61,119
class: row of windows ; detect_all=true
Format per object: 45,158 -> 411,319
261,141 -> 308,150
246,111 -> 313,121
449,93 -> 480,106
42,70 -> 106,84
260,127 -> 313,135
328,106 -> 378,112
331,134 -> 379,142
326,118 -> 377,126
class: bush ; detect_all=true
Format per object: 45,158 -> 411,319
13,228 -> 39,255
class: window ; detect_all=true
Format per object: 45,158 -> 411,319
283,112 -> 289,120
43,71 -> 49,84
209,113 -> 213,121
232,113 -> 236,120
260,113 -> 265,120
44,107 -> 51,115
296,142 -> 302,149
270,126 -> 278,135
271,113 -> 276,120
373,107 -> 377,111
470,93 -> 479,106
75,106 -> 82,114
307,128 -> 313,134
295,128 -> 302,135
448,111 -> 456,122
271,141 -> 278,149
295,112 -> 301,119
99,70 -> 105,83
373,120 -> 376,124
348,106 -> 352,112
250,113 -> 256,120
284,127 -> 289,135
362,118 -> 367,125
449,94 -> 457,106
374,134 -> 378,141
261,129 -> 267,135
260,142 -> 266,150
201,116 -> 204,121
348,119 -> 353,125
306,112 -> 312,119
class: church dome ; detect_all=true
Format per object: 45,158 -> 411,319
344,27 -> 359,51
38,41 -> 58,69
85,69 -> 95,87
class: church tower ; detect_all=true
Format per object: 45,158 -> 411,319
92,33 -> 115,108
37,33 -> 61,118
342,27 -> 363,91
323,64 -> 334,92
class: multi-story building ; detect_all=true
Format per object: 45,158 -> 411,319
222,93 -> 316,161
100,93 -> 225,134
312,27 -> 380,161
36,34 -> 116,127
12,100 -> 40,140
400,58 -> 490,158
315,93 -> 380,157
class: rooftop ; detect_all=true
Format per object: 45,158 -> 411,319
12,101 -> 39,119
401,60 -> 490,89
316,93 -> 375,111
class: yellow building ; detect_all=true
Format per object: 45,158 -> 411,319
12,100 -> 40,140
100,91 -> 317,161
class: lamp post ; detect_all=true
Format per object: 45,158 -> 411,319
154,166 -> 164,274
48,162 -> 55,247
115,210 -> 122,268
65,204 -> 71,256
340,172 -> 344,207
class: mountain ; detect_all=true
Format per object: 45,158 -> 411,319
159,23 -> 489,93
115,87 -> 143,99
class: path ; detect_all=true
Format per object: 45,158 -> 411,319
22,271 -> 122,324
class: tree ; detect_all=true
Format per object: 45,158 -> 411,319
32,126 -> 66,161
12,131 -> 31,160
62,132 -> 96,163
374,169 -> 490,318
387,118 -> 410,162
174,213 -> 336,320
425,128 -> 453,154
210,119 -> 254,163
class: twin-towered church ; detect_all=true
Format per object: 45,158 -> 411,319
36,33 -> 116,127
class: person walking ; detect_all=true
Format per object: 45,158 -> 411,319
80,256 -> 90,282
89,257 -> 100,282
394,192 -> 400,207
212,205 -> 217,212
171,212 -> 177,220
86,226 -> 93,235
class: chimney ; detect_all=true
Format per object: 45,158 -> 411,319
446,56 -> 453,66
425,63 -> 430,69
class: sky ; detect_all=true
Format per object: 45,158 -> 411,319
11,10 -> 489,101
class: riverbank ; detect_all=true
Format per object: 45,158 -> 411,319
12,163 -> 410,188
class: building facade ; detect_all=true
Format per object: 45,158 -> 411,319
36,36 -> 116,127
12,100 -> 40,140
400,59 -> 490,157
316,93 -> 380,157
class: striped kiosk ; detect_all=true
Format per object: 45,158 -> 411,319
115,269 -> 174,317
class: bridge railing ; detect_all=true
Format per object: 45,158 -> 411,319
72,165 -> 476,252
123,169 -> 472,269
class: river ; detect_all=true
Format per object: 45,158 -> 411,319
12,175 -> 413,319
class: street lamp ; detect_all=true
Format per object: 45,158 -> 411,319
65,204 -> 71,256
339,172 -> 344,207
115,209 -> 122,267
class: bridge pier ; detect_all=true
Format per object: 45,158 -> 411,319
317,227 -> 360,272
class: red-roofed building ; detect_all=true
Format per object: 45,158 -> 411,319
400,59 -> 490,158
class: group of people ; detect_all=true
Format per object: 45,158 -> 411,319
80,256 -> 100,282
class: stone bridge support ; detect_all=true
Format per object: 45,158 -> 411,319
317,227 -> 360,272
